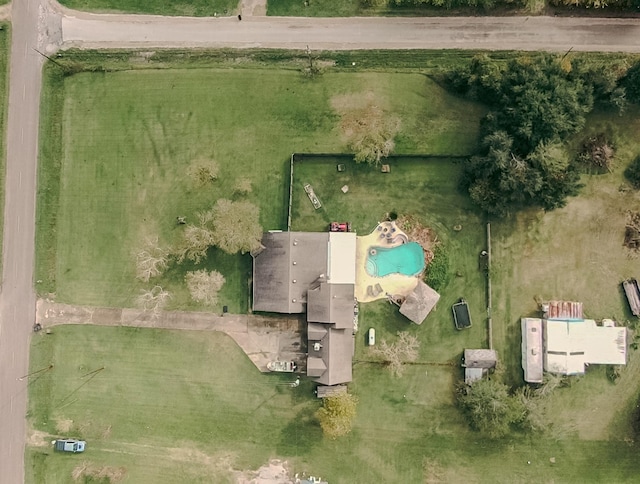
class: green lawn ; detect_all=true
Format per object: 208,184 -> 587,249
57,0 -> 238,16
267,0 -> 373,16
27,325 -> 640,483
36,65 -> 483,312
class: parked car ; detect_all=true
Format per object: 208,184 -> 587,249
53,439 -> 86,453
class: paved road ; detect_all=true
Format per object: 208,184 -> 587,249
2,2 -> 640,483
0,0 -> 45,482
60,12 -> 640,52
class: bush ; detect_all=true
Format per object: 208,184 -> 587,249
624,155 -> 640,189
316,393 -> 358,439
577,133 -> 616,172
622,60 -> 640,105
456,379 -> 526,438
425,245 -> 449,291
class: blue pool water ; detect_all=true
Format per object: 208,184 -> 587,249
366,242 -> 425,277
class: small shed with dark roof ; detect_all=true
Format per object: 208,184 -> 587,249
462,349 -> 498,384
399,281 -> 440,325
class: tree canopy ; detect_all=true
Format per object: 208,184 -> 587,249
449,54 -> 598,215
461,133 -> 581,216
622,60 -> 640,105
340,102 -> 400,166
451,55 -> 594,154
456,378 -> 526,438
315,392 -> 358,439
179,199 -> 262,260
185,270 -> 226,306
209,199 -> 262,254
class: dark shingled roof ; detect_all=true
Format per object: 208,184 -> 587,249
307,283 -> 355,330
307,322 -> 354,386
252,232 -> 328,313
463,349 -> 498,369
399,281 -> 440,325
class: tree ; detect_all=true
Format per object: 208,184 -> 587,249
450,55 -> 593,154
371,331 -> 420,377
340,102 -> 400,165
208,199 -> 263,254
624,155 -> 640,189
135,237 -> 170,282
185,270 -> 226,306
456,378 -> 526,438
621,59 -> 640,104
462,133 -> 580,215
315,392 -> 358,439
177,222 -> 216,263
188,160 -> 219,186
136,286 -> 171,319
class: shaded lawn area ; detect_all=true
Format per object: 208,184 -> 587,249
26,325 -> 640,483
56,0 -> 238,16
36,67 -> 483,312
291,156 -> 488,351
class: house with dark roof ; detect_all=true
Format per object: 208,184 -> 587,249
252,231 -> 357,386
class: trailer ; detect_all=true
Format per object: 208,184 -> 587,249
452,299 -> 473,330
623,279 -> 640,317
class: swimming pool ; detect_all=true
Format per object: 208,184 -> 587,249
366,242 -> 425,277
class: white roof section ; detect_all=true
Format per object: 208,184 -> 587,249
327,232 -> 357,284
465,368 -> 484,384
582,320 -> 626,365
543,319 -> 626,375
521,318 -> 543,383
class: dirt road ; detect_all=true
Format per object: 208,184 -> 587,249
59,12 -> 640,52
0,0 -> 45,482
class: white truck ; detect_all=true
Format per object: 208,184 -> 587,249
53,439 -> 86,453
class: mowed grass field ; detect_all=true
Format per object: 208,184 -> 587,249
57,0 -> 238,16
26,325 -> 640,483
36,67 -> 483,312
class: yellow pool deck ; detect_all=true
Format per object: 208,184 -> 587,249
355,221 -> 420,303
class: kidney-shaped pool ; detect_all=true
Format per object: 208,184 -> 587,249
365,242 -> 425,277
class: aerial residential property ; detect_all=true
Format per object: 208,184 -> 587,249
0,0 -> 639,483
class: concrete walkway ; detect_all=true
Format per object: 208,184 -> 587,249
37,300 -> 305,373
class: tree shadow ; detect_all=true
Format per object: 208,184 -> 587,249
276,404 -> 322,456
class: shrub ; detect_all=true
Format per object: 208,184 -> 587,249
425,245 -> 449,291
577,133 -> 616,172
624,155 -> 640,189
316,393 -> 358,439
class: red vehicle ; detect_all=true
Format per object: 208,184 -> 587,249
330,222 -> 351,232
